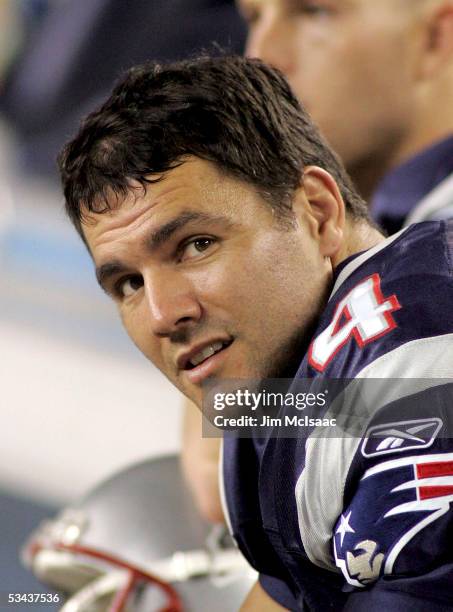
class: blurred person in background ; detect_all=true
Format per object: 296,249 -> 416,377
240,0 -> 453,234
182,0 -> 453,525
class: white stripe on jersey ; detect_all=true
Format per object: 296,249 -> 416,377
295,333 -> 453,572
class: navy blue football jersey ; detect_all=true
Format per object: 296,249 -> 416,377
221,221 -> 453,611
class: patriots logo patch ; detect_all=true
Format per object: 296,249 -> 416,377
361,418 -> 442,458
334,452 -> 453,587
334,512 -> 384,587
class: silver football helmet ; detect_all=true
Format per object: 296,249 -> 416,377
23,455 -> 256,611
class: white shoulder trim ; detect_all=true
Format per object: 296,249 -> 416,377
330,228 -> 409,299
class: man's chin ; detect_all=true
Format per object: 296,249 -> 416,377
181,384 -> 202,409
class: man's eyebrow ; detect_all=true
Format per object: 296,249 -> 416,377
95,211 -> 232,290
96,261 -> 128,291
144,211 -> 232,251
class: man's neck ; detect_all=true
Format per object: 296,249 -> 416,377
333,219 -> 384,270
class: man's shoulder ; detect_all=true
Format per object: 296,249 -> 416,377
306,221 -> 453,380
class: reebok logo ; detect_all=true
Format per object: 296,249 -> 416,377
361,418 -> 442,458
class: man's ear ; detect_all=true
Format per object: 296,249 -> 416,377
294,165 -> 345,258
419,1 -> 453,78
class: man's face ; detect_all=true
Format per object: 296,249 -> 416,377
83,158 -> 332,407
239,0 -> 420,171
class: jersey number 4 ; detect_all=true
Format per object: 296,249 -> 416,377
308,273 -> 401,372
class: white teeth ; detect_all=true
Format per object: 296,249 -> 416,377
190,341 -> 225,367
211,341 -> 224,352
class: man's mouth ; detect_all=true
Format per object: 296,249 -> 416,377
177,338 -> 234,384
186,340 -> 232,368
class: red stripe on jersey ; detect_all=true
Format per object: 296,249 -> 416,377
417,461 -> 453,479
419,485 -> 453,500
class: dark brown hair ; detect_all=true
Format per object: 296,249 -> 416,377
59,55 -> 368,236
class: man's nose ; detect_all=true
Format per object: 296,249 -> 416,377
245,14 -> 293,75
144,271 -> 202,337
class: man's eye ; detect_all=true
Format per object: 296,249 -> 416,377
302,2 -> 332,15
290,0 -> 333,16
116,275 -> 143,298
180,237 -> 216,261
